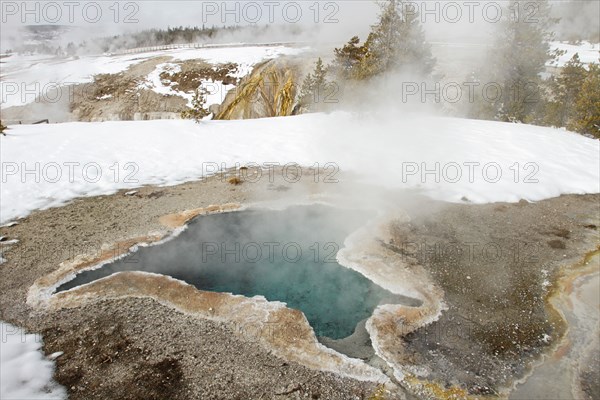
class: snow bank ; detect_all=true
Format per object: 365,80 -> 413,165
0,321 -> 66,399
0,53 -> 145,108
0,112 -> 598,224
167,45 -> 304,66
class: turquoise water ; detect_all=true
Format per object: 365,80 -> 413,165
58,205 -> 403,339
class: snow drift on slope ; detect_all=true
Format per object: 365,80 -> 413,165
0,321 -> 66,399
0,45 -> 305,108
0,112 -> 598,224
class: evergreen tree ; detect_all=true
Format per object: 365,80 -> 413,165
297,58 -> 331,113
332,36 -> 367,80
571,64 -> 600,138
312,58 -> 327,91
66,42 -> 77,56
297,72 -> 315,110
358,0 -> 435,78
0,120 -> 7,136
181,87 -> 210,123
544,54 -> 587,127
485,0 -> 558,123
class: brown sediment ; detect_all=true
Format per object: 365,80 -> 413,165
27,203 -> 242,308
508,248 -> 599,399
157,203 -> 241,229
47,269 -> 387,382
161,61 -> 240,92
536,247 -> 599,397
545,247 -> 600,338
26,234 -> 162,307
547,247 -> 599,345
404,377 -> 473,400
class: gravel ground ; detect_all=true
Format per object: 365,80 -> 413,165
0,168 -> 597,399
387,194 -> 600,397
37,297 -> 380,400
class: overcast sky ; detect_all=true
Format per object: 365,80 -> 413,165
1,1 -> 598,48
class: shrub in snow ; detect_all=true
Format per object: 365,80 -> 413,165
180,87 -> 210,123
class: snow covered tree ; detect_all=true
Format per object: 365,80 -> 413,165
483,0 -> 558,123
0,120 -> 6,136
181,87 -> 210,123
358,0 -> 435,78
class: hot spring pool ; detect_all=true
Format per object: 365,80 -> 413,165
58,205 -> 404,339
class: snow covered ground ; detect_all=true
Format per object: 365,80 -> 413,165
0,321 -> 66,399
1,112 -> 598,224
137,61 -> 236,108
0,45 -> 306,108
